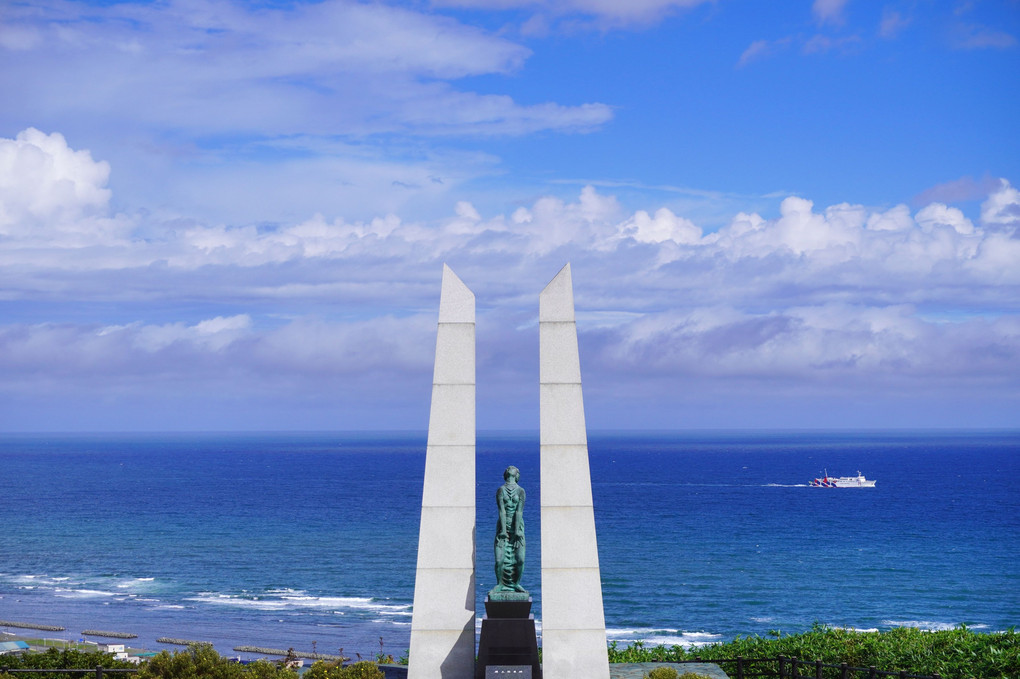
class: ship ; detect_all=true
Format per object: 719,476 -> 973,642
811,470 -> 876,488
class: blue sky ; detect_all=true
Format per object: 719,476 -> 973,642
1,0 -> 1018,431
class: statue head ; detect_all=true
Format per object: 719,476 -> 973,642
503,465 -> 520,483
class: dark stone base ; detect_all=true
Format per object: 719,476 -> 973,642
485,667 -> 531,678
475,597 -> 542,679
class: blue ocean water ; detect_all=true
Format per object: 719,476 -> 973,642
0,431 -> 1017,660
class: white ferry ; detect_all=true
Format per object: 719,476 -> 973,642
811,470 -> 876,488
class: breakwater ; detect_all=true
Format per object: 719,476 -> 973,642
83,630 -> 138,639
157,637 -> 210,646
0,621 -> 66,632
233,646 -> 343,661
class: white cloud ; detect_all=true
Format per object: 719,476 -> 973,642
2,130 -> 1017,304
618,208 -> 702,245
0,128 -> 128,245
0,313 -> 435,398
950,23 -> 1018,50
879,8 -> 911,39
914,203 -> 975,234
596,303 -> 1020,384
980,179 -> 1020,230
866,204 -> 913,232
0,0 -> 611,139
1,129 -> 1018,429
737,39 -> 775,68
812,0 -> 849,26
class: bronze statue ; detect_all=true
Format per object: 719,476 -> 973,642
490,465 -> 527,594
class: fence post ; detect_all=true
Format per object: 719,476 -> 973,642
736,655 -> 745,679
869,666 -> 877,679
899,672 -> 907,679
840,662 -> 849,679
815,659 -> 823,679
95,665 -> 104,679
791,657 -> 799,678
779,655 -> 787,679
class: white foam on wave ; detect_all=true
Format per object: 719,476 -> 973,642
55,588 -> 120,599
6,573 -> 159,595
606,628 -> 722,648
115,577 -> 156,589
187,592 -> 411,616
882,620 -> 984,631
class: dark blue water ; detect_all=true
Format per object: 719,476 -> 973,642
1,431 -> 1017,659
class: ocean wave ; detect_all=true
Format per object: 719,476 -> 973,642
882,620 -> 986,631
4,573 -> 160,595
55,588 -> 120,599
186,592 -> 411,616
606,628 -> 722,647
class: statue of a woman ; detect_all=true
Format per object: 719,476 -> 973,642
491,465 -> 527,594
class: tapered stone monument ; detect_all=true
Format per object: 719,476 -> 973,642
408,265 -> 477,679
539,264 -> 610,679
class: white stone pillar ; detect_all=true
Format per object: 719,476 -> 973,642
539,263 -> 610,679
409,265 -> 476,679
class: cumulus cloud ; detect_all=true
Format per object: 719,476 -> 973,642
0,128 -> 130,246
2,130 -> 1019,429
3,129 -> 1019,301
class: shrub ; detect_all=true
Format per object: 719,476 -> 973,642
135,644 -> 296,679
644,667 -> 678,679
304,660 -> 384,679
0,647 -> 135,679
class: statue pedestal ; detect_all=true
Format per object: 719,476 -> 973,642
476,595 -> 542,679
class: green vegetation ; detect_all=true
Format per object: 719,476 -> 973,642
0,647 -> 136,678
608,625 -> 1019,679
303,660 -> 384,679
644,667 -> 679,679
134,645 -> 296,679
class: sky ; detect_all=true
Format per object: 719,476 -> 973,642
1,0 -> 1018,432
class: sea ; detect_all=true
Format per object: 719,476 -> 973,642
1,431 -> 1017,661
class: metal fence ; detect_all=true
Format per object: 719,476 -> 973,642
0,669 -> 136,679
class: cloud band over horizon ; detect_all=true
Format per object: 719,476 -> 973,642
2,128 -> 1017,431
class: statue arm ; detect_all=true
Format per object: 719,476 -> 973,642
514,487 -> 525,539
496,486 -> 508,538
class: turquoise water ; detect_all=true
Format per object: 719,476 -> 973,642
0,431 -> 1017,659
